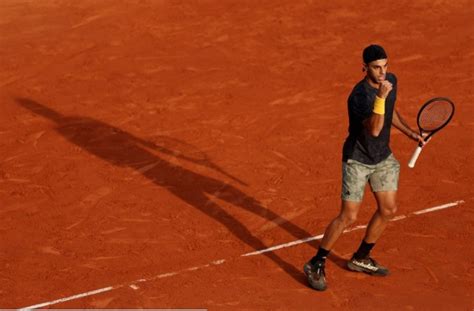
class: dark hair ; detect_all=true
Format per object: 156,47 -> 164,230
363,45 -> 387,64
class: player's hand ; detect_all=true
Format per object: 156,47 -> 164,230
412,132 -> 429,146
377,80 -> 393,99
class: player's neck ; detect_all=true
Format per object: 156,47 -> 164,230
365,76 -> 380,89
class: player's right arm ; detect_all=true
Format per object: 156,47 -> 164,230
392,109 -> 427,145
362,80 -> 393,137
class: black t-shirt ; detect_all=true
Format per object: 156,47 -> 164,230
342,73 -> 397,164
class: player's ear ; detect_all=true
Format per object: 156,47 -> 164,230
362,63 -> 367,72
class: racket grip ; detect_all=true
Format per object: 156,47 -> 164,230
408,146 -> 423,168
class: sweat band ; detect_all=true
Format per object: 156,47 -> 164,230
373,96 -> 385,115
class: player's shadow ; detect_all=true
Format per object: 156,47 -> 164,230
16,98 -> 346,285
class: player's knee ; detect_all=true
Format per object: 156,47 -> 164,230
380,203 -> 397,219
339,213 -> 357,227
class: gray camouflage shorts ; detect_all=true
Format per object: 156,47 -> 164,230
341,153 -> 400,202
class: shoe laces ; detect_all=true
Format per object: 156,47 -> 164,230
316,267 -> 326,277
313,262 -> 326,277
366,257 -> 378,266
355,256 -> 377,266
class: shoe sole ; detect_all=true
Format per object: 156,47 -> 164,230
347,261 -> 389,276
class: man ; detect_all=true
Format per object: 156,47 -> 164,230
304,44 -> 426,291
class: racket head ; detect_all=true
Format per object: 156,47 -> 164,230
417,97 -> 455,133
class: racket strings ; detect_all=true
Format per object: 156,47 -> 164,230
418,101 -> 453,131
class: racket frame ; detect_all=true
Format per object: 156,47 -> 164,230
408,97 -> 455,168
415,97 -> 455,146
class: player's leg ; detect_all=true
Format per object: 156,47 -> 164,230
347,154 -> 400,276
304,200 -> 362,291
304,159 -> 369,291
321,158 -> 371,250
319,200 -> 362,250
364,190 -> 398,243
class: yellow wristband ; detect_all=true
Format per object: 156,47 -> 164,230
373,96 -> 385,115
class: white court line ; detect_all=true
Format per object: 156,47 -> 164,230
242,200 -> 464,257
20,287 -> 115,310
241,234 -> 324,257
20,199 -> 465,310
412,201 -> 462,215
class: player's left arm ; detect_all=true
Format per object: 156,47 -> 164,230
392,109 -> 426,145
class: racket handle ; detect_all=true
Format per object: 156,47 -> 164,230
408,146 -> 423,168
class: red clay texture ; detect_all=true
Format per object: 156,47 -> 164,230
1,0 -> 473,309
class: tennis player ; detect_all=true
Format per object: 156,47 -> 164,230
304,44 -> 427,291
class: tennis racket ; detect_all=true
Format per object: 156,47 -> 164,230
408,97 -> 455,168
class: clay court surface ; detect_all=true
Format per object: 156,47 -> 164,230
1,0 -> 473,309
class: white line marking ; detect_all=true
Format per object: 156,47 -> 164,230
187,266 -> 200,271
344,225 -> 367,233
242,218 -> 411,257
242,234 -> 324,256
20,200 -> 465,309
157,272 -> 178,278
211,259 -> 226,265
391,215 -> 407,221
412,200 -> 464,215
20,286 -> 115,310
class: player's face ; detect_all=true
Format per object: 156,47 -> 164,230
365,59 -> 388,85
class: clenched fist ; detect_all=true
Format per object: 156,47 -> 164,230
377,80 -> 393,99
